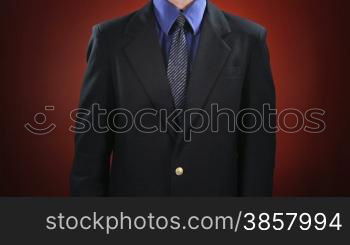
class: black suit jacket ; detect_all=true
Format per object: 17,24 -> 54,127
70,2 -> 276,196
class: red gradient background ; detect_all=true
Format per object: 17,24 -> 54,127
1,0 -> 349,196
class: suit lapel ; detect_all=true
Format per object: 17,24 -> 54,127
123,4 -> 177,140
124,4 -> 175,114
184,3 -> 232,131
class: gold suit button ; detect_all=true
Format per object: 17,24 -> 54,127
175,167 -> 184,176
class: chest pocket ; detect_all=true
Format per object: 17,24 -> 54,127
220,65 -> 243,80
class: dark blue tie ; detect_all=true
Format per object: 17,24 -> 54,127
167,14 -> 189,111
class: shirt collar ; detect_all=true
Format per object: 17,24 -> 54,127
153,0 -> 207,35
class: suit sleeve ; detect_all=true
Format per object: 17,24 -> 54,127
238,30 -> 276,196
70,25 -> 115,196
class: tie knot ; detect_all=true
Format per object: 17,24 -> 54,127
175,14 -> 186,28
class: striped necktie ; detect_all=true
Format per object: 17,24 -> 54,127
167,14 -> 189,111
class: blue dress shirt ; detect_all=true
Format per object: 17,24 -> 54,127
152,0 -> 207,66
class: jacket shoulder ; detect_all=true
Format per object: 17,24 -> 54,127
91,11 -> 137,40
222,12 -> 267,40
